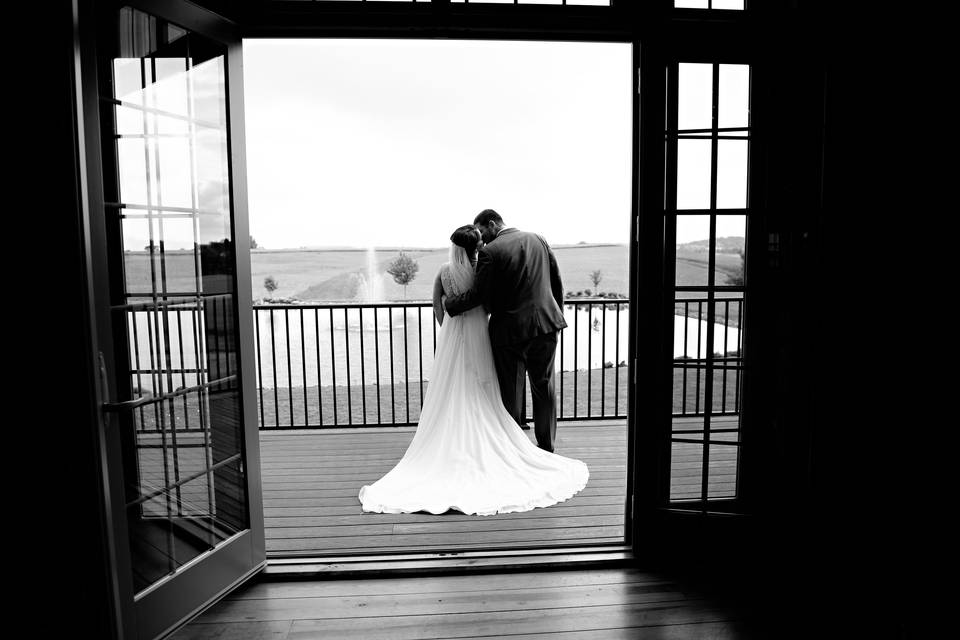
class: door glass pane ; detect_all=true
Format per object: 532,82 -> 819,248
718,64 -> 750,129
676,215 -> 711,286
677,139 -> 711,209
678,63 -> 712,131
707,442 -> 739,499
712,0 -> 745,9
711,297 -> 743,413
717,140 -> 748,209
108,6 -> 248,596
670,441 -> 703,501
714,215 -> 746,285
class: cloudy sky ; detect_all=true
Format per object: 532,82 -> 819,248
242,38 -> 634,249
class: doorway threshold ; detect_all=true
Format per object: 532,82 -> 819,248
263,545 -> 634,579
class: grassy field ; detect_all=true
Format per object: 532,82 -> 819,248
254,365 -> 740,428
121,238 -> 743,303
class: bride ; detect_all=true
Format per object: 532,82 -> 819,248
358,225 -> 589,516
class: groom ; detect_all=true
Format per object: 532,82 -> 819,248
444,209 -> 567,452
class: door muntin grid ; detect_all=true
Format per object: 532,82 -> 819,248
667,61 -> 750,504
106,6 -> 249,595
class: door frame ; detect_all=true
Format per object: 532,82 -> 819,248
233,1 -> 762,567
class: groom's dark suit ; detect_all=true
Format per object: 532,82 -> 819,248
445,228 -> 567,451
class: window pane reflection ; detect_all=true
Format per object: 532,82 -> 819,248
113,58 -> 143,103
158,137 -> 193,209
117,138 -> 149,205
151,57 -> 189,116
191,57 -> 226,128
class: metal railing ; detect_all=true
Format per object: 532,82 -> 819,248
249,299 -> 632,429
124,296 -> 743,431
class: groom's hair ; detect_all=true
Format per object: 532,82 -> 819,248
451,225 -> 480,253
474,209 -> 503,227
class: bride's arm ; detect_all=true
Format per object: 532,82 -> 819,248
432,271 -> 445,326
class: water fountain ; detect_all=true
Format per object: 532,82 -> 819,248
355,246 -> 385,303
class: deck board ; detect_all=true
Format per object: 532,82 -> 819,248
251,419 -> 736,555
257,421 -> 626,555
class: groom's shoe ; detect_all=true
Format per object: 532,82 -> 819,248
519,422 -> 531,430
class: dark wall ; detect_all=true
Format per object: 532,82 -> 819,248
738,6 -> 918,636
18,2 -> 116,637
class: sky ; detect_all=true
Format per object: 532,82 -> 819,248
242,38 -> 634,249
241,39 -> 747,250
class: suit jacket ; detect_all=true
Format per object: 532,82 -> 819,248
445,228 -> 567,346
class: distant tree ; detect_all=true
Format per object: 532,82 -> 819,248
726,249 -> 745,286
589,269 -> 603,289
264,276 -> 278,299
584,288 -> 592,296
386,252 -> 419,299
250,235 -> 259,249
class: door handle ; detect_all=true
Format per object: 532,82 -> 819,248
98,351 -> 110,406
102,397 -> 154,413
99,351 -> 152,413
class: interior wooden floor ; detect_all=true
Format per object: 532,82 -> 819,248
171,565 -> 763,639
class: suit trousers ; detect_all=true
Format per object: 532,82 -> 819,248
492,331 -> 559,452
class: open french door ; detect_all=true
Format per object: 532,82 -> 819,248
76,1 -> 264,637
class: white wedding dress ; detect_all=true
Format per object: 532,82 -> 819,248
358,245 -> 589,516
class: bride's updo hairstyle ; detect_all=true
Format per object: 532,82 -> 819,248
450,225 -> 480,255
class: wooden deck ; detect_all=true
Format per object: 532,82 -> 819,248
259,418 -> 737,556
261,421 -> 627,556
